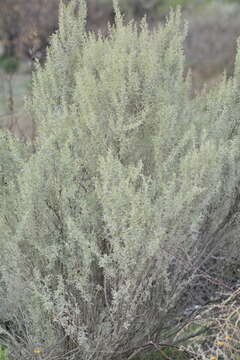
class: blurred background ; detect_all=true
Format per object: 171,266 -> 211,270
1,0 -> 240,140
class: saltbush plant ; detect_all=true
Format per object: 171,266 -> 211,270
1,1 -> 240,359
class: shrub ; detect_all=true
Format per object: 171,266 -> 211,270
0,0 -> 212,61
1,1 -> 240,360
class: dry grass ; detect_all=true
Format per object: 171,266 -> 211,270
186,290 -> 240,360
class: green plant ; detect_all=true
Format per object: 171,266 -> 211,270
0,56 -> 20,74
0,347 -> 6,360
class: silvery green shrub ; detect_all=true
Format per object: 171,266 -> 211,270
1,1 -> 240,359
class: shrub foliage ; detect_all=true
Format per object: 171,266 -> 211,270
1,1 -> 240,359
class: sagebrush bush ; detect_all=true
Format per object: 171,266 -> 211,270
1,1 -> 240,359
